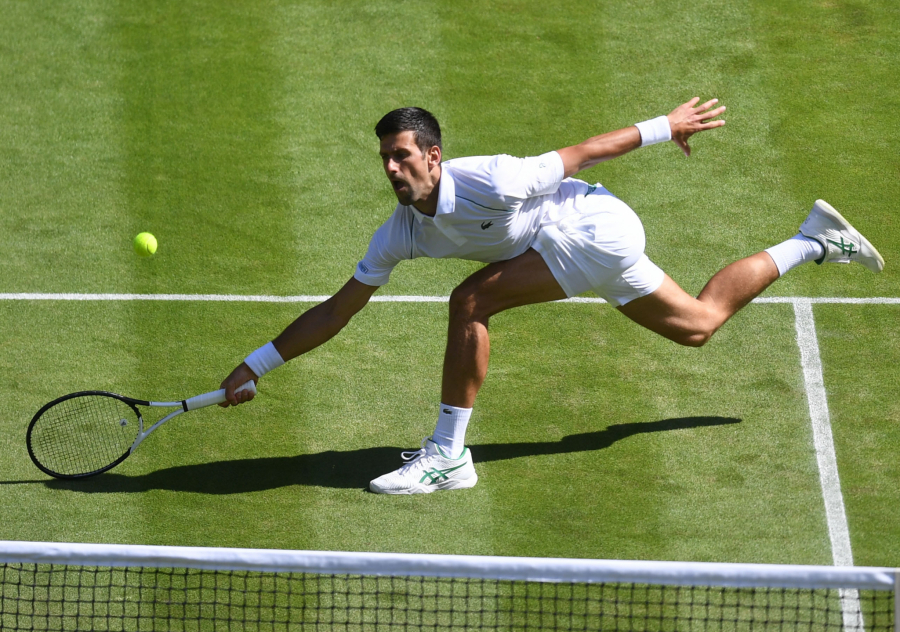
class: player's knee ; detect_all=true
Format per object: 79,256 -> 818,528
673,325 -> 716,348
668,305 -> 724,347
680,332 -> 711,347
448,282 -> 489,322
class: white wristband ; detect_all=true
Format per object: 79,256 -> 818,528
634,115 -> 672,147
244,341 -> 284,378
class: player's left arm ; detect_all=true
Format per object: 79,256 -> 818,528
556,97 -> 726,178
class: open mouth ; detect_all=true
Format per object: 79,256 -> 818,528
391,180 -> 407,193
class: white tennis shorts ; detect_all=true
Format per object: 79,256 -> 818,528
532,185 -> 665,307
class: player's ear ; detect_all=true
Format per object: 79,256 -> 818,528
427,145 -> 441,170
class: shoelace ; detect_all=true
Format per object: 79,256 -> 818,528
398,438 -> 429,473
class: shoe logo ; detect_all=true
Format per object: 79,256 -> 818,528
420,463 -> 466,484
480,221 -> 493,230
585,184 -> 597,195
827,237 -> 857,257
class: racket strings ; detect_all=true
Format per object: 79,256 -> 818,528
30,395 -> 140,477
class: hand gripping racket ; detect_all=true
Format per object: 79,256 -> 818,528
26,381 -> 256,479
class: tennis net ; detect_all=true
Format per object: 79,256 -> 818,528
1,540 -> 896,631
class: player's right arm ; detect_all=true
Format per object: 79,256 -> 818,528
220,277 -> 379,406
273,277 -> 378,360
221,208 -> 410,407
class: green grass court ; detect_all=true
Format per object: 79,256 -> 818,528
1,0 -> 898,570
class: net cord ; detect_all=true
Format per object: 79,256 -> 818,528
0,541 -> 895,591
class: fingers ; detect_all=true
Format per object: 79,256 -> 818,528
218,364 -> 259,407
702,119 -> 727,129
685,98 -> 725,118
698,105 -> 726,122
218,381 -> 236,408
219,381 -> 256,407
694,97 -> 719,113
234,383 -> 256,405
668,96 -> 725,157
671,98 -> 725,127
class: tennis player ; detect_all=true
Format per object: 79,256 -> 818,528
220,98 -> 884,494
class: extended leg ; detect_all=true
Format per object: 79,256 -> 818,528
617,252 -> 779,347
618,199 -> 884,345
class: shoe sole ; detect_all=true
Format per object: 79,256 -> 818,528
369,473 -> 478,495
802,200 -> 884,272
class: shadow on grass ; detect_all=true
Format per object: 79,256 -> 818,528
23,416 -> 739,494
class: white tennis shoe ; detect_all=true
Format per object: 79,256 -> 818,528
800,200 -> 884,272
369,438 -> 478,494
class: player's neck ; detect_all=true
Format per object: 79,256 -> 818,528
412,164 -> 442,217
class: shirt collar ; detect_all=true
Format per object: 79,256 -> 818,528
434,165 -> 455,217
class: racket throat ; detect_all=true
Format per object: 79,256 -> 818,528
132,409 -> 184,453
130,432 -> 150,452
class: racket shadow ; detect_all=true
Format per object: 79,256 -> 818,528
43,416 -> 740,494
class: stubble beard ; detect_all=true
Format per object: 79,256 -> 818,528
393,182 -> 419,207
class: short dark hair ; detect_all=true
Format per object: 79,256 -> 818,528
375,107 -> 442,152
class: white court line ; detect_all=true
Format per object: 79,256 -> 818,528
792,300 -> 863,632
1,292 -> 899,304
793,300 -> 855,568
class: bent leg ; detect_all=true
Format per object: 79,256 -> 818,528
617,251 -> 779,346
442,248 -> 567,408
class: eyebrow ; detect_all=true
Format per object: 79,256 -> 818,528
380,148 -> 411,158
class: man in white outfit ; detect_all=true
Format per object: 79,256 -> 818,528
220,98 -> 883,494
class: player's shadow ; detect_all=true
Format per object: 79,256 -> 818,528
40,416 -> 740,495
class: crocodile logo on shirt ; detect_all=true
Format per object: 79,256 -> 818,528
481,221 -> 493,230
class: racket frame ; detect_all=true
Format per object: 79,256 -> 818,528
26,382 -> 255,479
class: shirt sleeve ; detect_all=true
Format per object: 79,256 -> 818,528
353,208 -> 412,287
489,150 -> 565,201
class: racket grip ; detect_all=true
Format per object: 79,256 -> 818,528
183,380 -> 257,411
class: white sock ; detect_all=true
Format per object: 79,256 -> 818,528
764,233 -> 825,277
432,404 -> 472,459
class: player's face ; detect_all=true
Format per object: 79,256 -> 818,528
379,131 -> 437,207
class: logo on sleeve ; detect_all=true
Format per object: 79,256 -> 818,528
358,262 -> 369,274
480,221 -> 493,230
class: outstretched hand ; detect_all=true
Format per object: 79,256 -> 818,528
668,97 -> 726,157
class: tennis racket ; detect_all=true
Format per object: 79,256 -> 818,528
26,381 -> 256,479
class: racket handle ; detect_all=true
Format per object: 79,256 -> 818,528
183,380 -> 257,411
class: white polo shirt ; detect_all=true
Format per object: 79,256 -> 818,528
355,150 -> 575,287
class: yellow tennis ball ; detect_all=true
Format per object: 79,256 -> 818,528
133,232 -> 157,257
